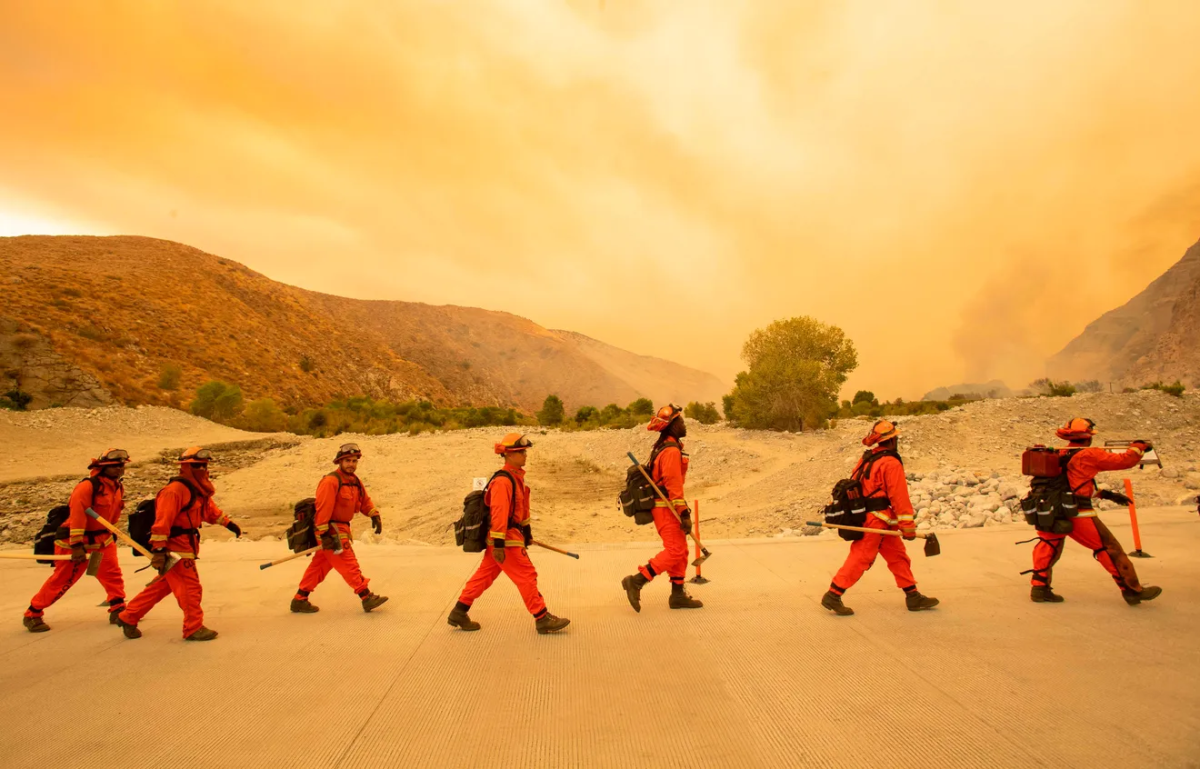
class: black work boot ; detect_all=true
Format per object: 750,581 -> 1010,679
1031,586 -> 1065,603
668,583 -> 703,609
185,627 -> 219,641
447,602 -> 481,631
23,615 -> 50,633
535,612 -> 570,634
821,590 -> 854,616
905,591 -> 939,611
108,610 -> 122,625
290,598 -> 319,613
360,592 -> 389,612
116,615 -> 142,639
621,573 -> 649,613
1123,585 -> 1163,606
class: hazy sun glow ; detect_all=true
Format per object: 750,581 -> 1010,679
2,1 -> 1199,398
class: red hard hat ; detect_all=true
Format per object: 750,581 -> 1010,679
648,404 -> 683,432
863,419 -> 900,446
1056,417 -> 1096,442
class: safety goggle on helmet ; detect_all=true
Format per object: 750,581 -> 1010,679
89,448 -> 131,468
494,433 -> 533,455
333,443 -> 363,463
178,446 -> 214,465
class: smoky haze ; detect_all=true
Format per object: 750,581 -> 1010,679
2,1 -> 1199,399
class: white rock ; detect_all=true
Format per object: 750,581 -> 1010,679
963,512 -> 988,528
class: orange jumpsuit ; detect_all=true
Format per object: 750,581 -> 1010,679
119,476 -> 230,638
458,465 -> 548,618
1028,446 -> 1145,591
26,472 -> 126,620
637,438 -> 691,588
295,471 -> 377,600
830,448 -> 918,596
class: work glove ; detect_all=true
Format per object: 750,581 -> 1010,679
225,521 -> 242,538
1099,490 -> 1132,506
70,543 -> 87,562
900,527 -> 917,541
150,549 -> 170,575
521,524 -> 532,548
371,515 -> 383,535
320,530 -> 340,552
678,509 -> 693,533
493,540 -> 507,564
1130,441 -> 1152,454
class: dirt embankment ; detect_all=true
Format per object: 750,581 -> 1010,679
1,391 -> 1197,548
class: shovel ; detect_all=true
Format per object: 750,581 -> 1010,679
627,452 -> 711,566
805,521 -> 941,557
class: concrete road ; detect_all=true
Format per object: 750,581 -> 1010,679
1,509 -> 1197,768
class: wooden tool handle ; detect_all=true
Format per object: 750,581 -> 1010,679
259,546 -> 319,570
806,520 -> 928,539
532,540 -> 580,559
626,452 -> 705,548
0,552 -> 74,561
85,508 -> 157,558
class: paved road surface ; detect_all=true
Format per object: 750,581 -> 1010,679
2,509 -> 1197,768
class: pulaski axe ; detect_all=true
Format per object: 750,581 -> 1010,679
627,452 -> 711,566
806,521 -> 941,557
85,507 -> 179,583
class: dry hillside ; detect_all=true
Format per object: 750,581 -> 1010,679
1,390 -> 1196,549
1048,237 -> 1200,387
0,236 -> 725,412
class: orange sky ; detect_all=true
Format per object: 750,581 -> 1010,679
3,1 -> 1200,399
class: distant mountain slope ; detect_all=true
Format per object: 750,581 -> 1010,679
0,236 -> 725,411
921,380 -> 1012,401
1047,238 -> 1200,387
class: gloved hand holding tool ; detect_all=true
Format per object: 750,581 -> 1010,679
85,507 -> 177,583
493,539 -> 507,565
679,509 -> 693,534
70,543 -> 87,563
626,452 -> 710,566
807,520 -> 941,557
225,521 -> 242,538
320,529 -> 341,553
150,549 -> 170,575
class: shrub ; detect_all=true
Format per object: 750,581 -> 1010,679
574,405 -> 599,425
684,401 -> 721,424
2,389 -> 33,410
1142,381 -> 1185,398
852,390 -> 877,405
1029,378 -> 1075,397
1076,380 -> 1104,393
628,398 -> 654,417
299,355 -> 313,373
536,394 -> 565,426
190,381 -> 244,423
242,398 -> 288,432
157,364 -> 182,391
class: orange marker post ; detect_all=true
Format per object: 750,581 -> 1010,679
689,499 -> 709,584
1124,478 -> 1151,558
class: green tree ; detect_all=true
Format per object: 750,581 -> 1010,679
628,398 -> 654,417
852,390 -> 877,405
242,398 -> 287,432
190,381 -> 244,423
724,316 -> 858,431
685,401 -> 721,424
574,405 -> 599,425
536,394 -> 565,426
157,364 -> 182,391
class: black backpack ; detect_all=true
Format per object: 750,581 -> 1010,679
822,450 -> 900,541
129,477 -> 198,557
454,471 -> 517,552
286,498 -> 319,553
33,477 -> 101,565
1020,449 -> 1087,534
619,443 -> 675,525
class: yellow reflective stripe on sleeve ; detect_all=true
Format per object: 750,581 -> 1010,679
653,501 -> 670,508
489,531 -> 507,540
150,534 -> 168,542
504,539 -> 525,548
898,515 -> 915,522
69,528 -> 86,535
1075,510 -> 1097,518
870,511 -> 898,525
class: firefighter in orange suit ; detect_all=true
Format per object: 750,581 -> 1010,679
117,447 -> 242,641
821,420 -> 939,616
23,449 -> 130,633
1026,418 -> 1162,605
621,404 -> 703,612
290,443 -> 388,614
447,433 -> 570,634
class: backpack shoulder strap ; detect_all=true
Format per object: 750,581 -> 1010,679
326,471 -> 364,494
1059,449 -> 1094,495
488,470 -> 520,529
165,476 -> 199,512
